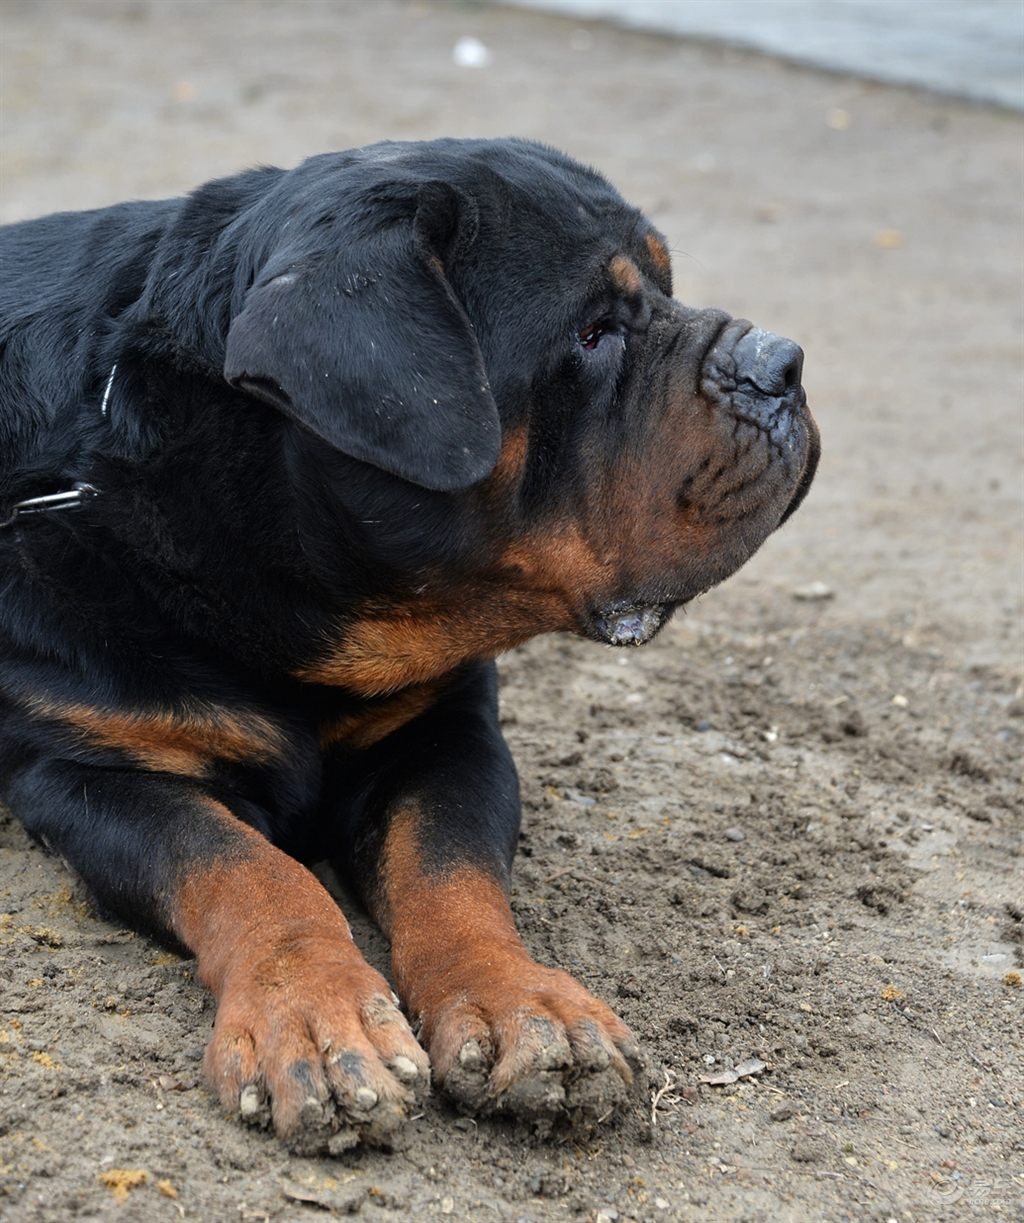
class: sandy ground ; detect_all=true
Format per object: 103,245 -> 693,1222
1,2 -> 1022,1221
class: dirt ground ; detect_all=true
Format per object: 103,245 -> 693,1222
1,2 -> 1022,1221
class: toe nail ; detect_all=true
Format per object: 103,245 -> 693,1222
355,1087 -> 379,1110
239,1085 -> 260,1119
459,1040 -> 485,1071
391,1055 -> 420,1082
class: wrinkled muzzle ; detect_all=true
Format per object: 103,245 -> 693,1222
583,312 -> 819,647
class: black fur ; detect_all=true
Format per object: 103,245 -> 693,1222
0,139 -> 816,1076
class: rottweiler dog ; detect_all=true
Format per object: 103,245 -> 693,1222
0,138 -> 818,1152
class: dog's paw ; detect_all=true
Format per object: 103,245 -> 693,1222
204,951 -> 429,1154
423,963 -> 641,1123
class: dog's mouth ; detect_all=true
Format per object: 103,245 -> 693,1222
586,601 -> 674,647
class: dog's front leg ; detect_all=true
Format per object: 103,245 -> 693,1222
332,663 -> 640,1123
5,759 -> 428,1152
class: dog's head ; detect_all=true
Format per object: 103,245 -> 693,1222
220,139 -> 818,666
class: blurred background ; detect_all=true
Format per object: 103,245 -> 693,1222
1,9 -> 1021,1216
1,0 -> 1020,660
510,0 -> 1023,108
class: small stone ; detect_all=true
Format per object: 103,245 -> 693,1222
695,720 -> 711,732
354,1087 -> 378,1110
792,581 -> 834,601
874,229 -> 903,248
722,827 -> 745,842
734,1057 -> 767,1078
770,1104 -> 795,1122
668,1012 -> 698,1034
452,36 -> 492,68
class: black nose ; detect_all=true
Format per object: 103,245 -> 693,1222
732,328 -> 803,397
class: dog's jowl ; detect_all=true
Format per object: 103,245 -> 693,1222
0,139 -> 818,1152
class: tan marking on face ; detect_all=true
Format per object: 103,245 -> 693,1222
318,683 -> 442,752
296,441 -> 769,695
297,368 -> 808,696
645,232 -> 671,275
22,695 -> 288,778
484,425 -> 529,495
295,598 -> 549,696
608,254 -> 643,296
295,518 -> 612,695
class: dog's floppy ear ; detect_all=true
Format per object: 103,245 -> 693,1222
224,182 -> 500,491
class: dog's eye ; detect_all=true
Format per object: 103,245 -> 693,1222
579,323 -> 606,350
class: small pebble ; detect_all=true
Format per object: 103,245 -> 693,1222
452,36 -> 492,68
723,827 -> 746,842
695,720 -> 711,732
792,581 -> 834,601
874,229 -> 903,248
770,1104 -> 795,1122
